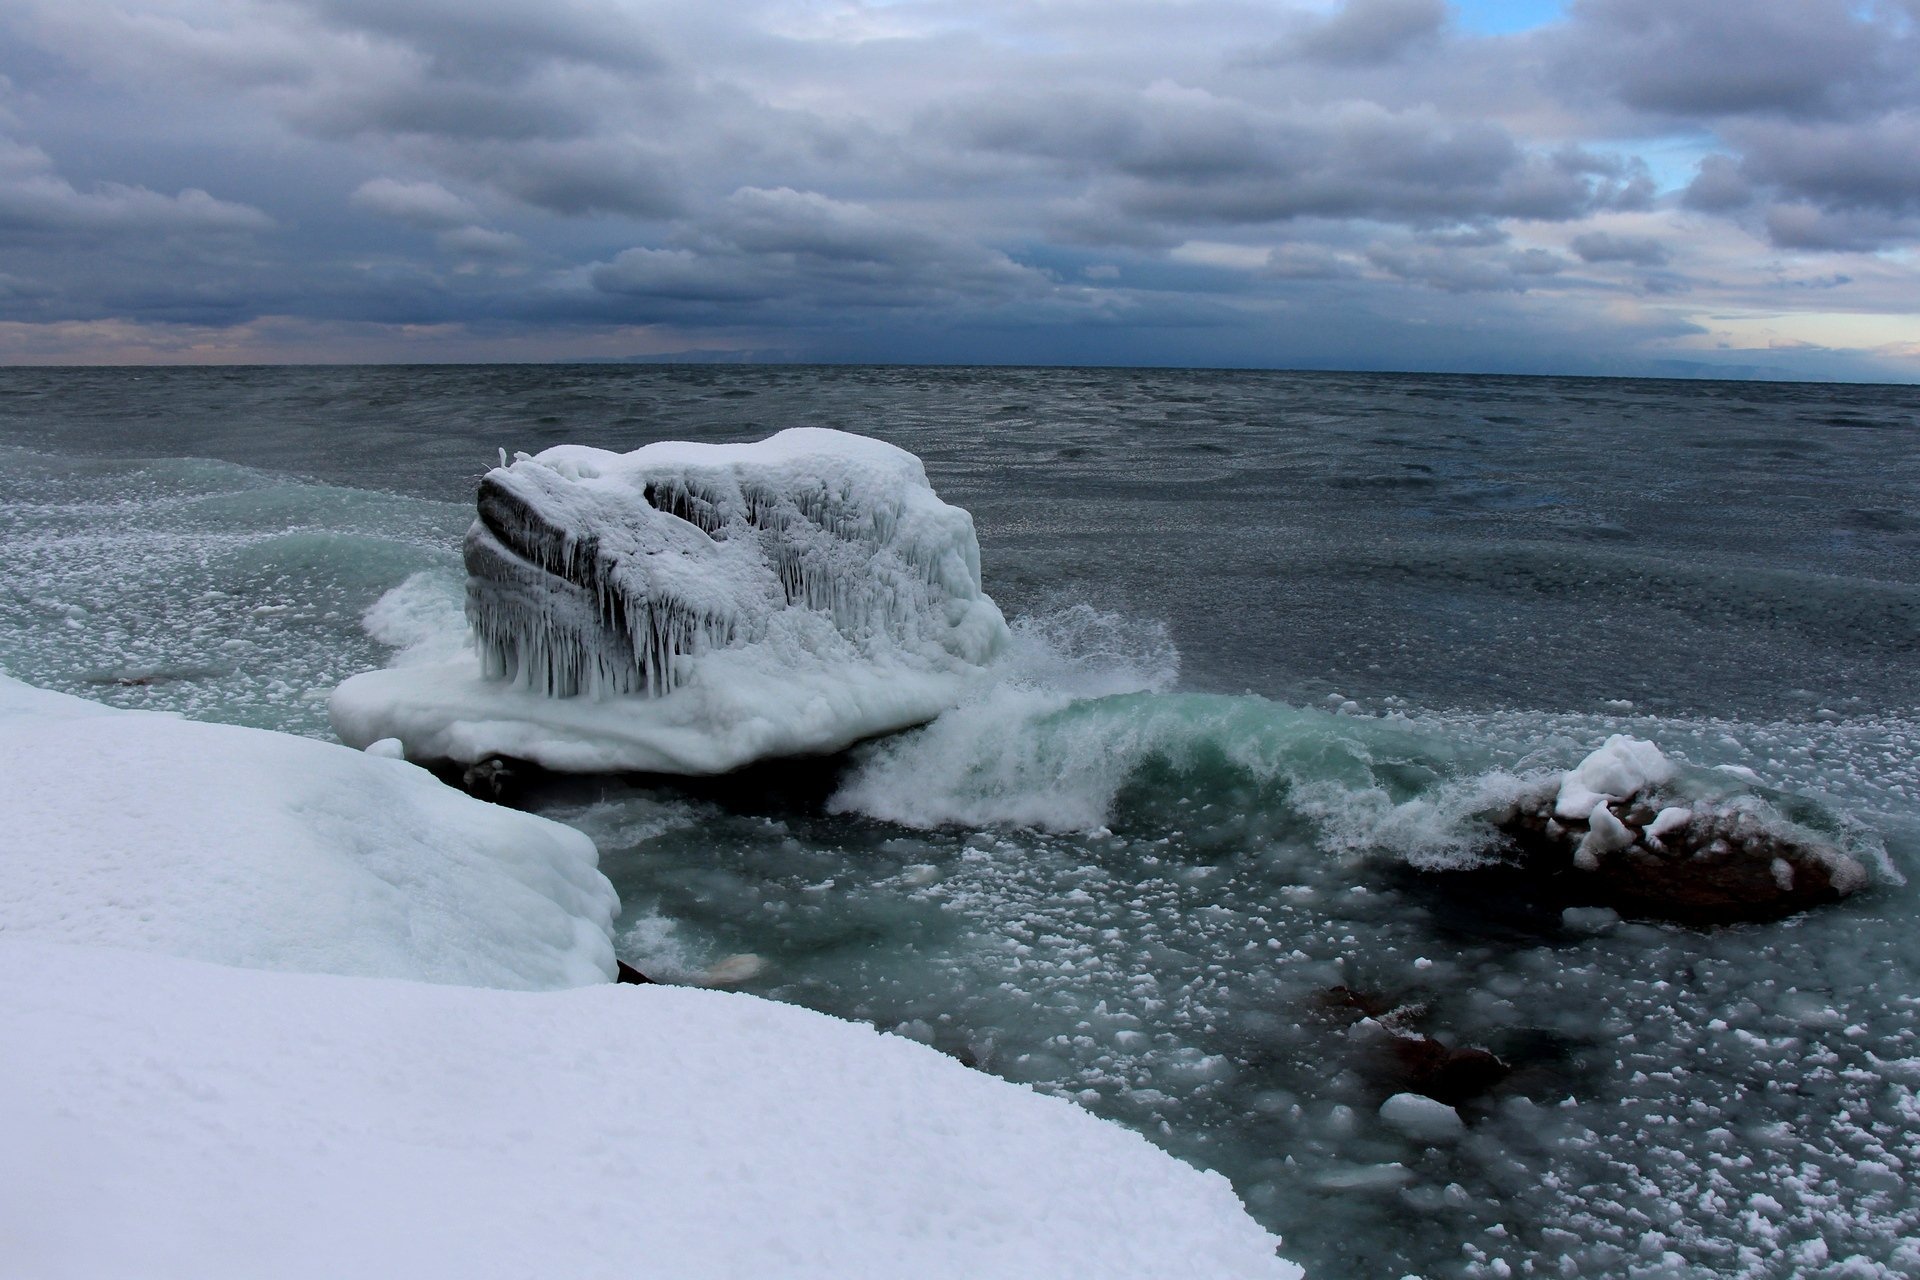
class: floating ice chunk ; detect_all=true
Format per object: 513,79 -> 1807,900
1310,1162 -> 1413,1191
0,674 -> 616,990
699,952 -> 767,986
364,736 -> 406,759
1379,1092 -> 1465,1143
0,941 -> 1299,1280
333,429 -> 1010,774
1560,906 -> 1621,933
1554,735 -> 1676,820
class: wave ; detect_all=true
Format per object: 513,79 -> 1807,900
831,606 -> 1905,882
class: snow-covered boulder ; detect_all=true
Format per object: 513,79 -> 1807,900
0,941 -> 1300,1280
332,428 -> 1009,774
0,675 -> 616,989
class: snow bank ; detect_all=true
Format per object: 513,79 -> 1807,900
332,428 -> 1009,773
0,941 -> 1299,1280
0,674 -> 616,989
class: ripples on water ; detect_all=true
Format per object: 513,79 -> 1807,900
2,366 -> 1918,1279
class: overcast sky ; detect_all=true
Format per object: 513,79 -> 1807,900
2,0 -> 1917,379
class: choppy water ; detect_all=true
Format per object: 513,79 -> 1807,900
3,365 -> 1918,1279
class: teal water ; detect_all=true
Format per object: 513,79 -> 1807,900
2,366 -> 1917,1278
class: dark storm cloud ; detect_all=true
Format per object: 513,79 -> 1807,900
1681,155 -> 1753,214
593,187 -> 1051,313
1730,113 -> 1920,215
443,139 -> 685,219
930,91 -> 1651,235
0,0 -> 1916,377
1557,0 -> 1913,120
1763,203 -> 1920,253
307,0 -> 663,78
1284,0 -> 1448,66
1570,231 -> 1668,267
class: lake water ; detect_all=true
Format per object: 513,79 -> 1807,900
3,364 -> 1916,1279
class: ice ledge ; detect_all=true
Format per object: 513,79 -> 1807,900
331,645 -> 993,774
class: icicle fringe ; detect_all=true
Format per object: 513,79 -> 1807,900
462,432 -> 1000,701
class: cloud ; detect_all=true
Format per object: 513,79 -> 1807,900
1366,239 -> 1570,293
1262,243 -> 1361,279
436,224 -> 522,256
306,0 -> 663,78
350,177 -> 478,228
1763,203 -> 1920,253
1558,0 -> 1909,120
0,0 -> 1917,378
442,138 -> 684,218
1570,231 -> 1668,266
1729,111 -> 1920,216
593,187 -> 1054,314
1285,0 -> 1448,66
1682,155 -> 1753,213
933,91 -> 1651,235
0,137 -> 272,237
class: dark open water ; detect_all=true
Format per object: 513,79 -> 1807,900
3,365 -> 1917,1279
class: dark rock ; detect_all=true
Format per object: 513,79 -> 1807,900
615,960 -> 654,985
1384,1037 -> 1510,1107
1344,1016 -> 1511,1107
458,756 -> 525,805
1317,985 -> 1396,1023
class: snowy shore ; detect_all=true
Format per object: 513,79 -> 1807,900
0,674 -> 1297,1279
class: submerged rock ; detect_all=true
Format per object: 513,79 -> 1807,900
1484,736 -> 1867,925
1318,987 -> 1513,1108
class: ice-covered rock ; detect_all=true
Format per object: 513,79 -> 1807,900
1485,736 -> 1868,925
332,429 -> 1009,774
0,674 -> 616,989
0,940 -> 1300,1280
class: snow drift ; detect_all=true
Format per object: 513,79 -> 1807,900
0,674 -> 616,989
0,941 -> 1297,1280
332,428 -> 1009,773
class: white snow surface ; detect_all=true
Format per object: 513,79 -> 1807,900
1553,733 -> 1676,820
0,940 -> 1299,1280
0,674 -> 616,989
333,428 -> 1010,773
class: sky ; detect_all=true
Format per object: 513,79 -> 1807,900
1,0 -> 1918,380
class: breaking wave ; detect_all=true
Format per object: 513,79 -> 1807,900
832,606 -> 1901,884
